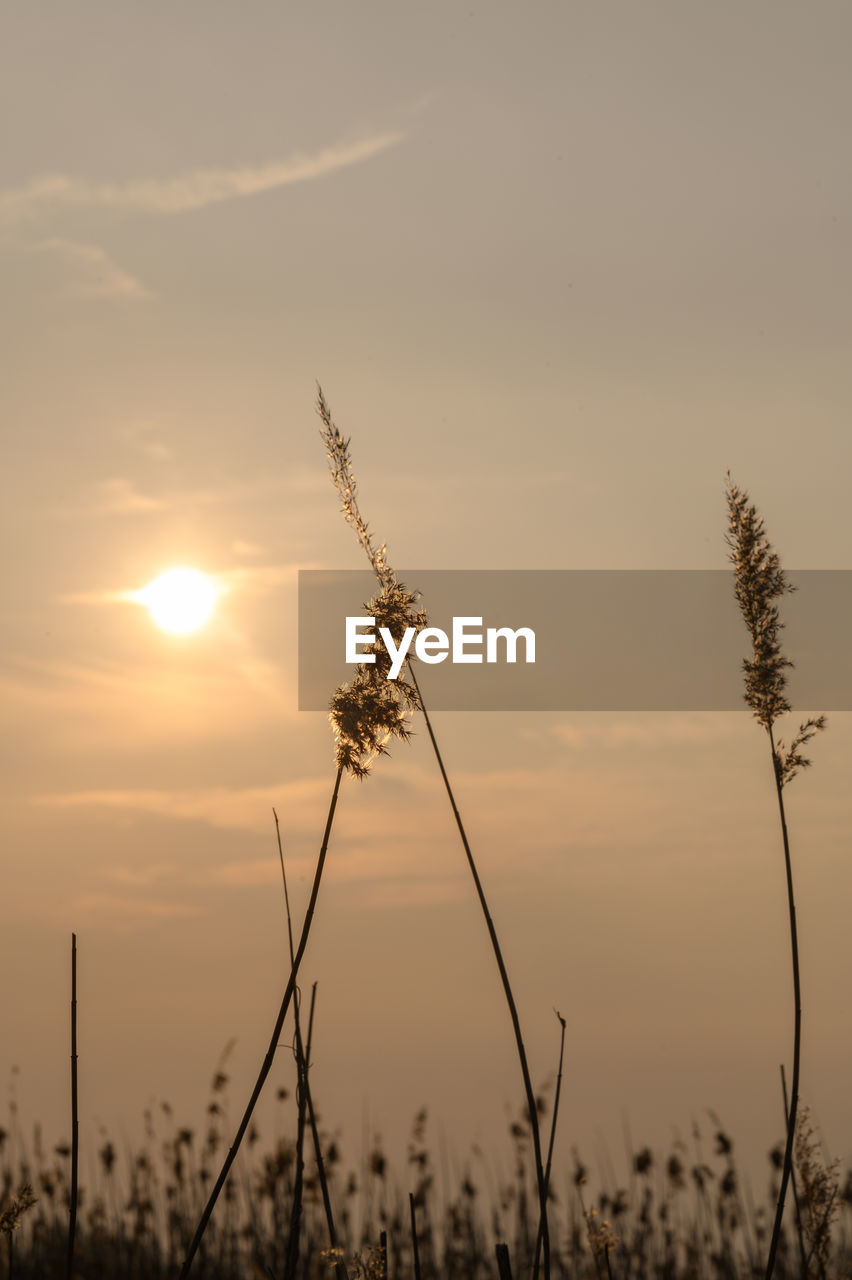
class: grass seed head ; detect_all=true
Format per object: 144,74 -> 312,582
329,582 -> 425,779
317,384 -> 395,591
725,474 -> 826,785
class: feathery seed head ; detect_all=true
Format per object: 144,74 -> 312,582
329,581 -> 425,779
725,474 -> 793,729
317,387 -> 428,777
317,384 -> 395,591
725,473 -> 825,784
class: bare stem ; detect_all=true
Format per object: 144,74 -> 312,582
66,932 -> 78,1280
409,1192 -> 423,1280
780,1063 -> 807,1278
534,1011 -> 566,1277
764,727 -> 802,1280
412,668 -> 550,1280
274,809 -> 347,1280
179,767 -> 343,1278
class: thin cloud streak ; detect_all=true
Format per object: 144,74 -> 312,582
0,133 -> 404,223
36,237 -> 152,299
97,476 -> 164,513
50,468 -> 330,521
35,777 -> 335,836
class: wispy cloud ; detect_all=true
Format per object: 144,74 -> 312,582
36,776 -> 334,836
55,559 -> 302,607
69,891 -> 200,924
521,712 -> 743,752
51,468 -> 329,521
2,644 -> 299,749
1,133 -> 403,224
232,539 -> 266,558
97,476 -> 164,513
36,237 -> 152,299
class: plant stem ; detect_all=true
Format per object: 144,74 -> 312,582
409,1193 -> 422,1280
67,932 -> 78,1280
764,727 -> 802,1280
284,983 -> 312,1280
412,669 -> 550,1280
274,809 -> 347,1280
179,766 -> 343,1278
534,1012 -> 566,1278
780,1064 -> 807,1278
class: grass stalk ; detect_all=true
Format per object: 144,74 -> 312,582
764,721 -> 802,1280
284,982 -> 316,1280
275,808 -> 348,1280
317,386 -> 552,1279
780,1064 -> 807,1277
533,1011 -> 566,1278
496,1241 -> 514,1279
66,932 -> 78,1280
409,1192 -> 422,1280
725,476 -> 825,1280
413,668 -> 551,1278
179,765 -> 344,1278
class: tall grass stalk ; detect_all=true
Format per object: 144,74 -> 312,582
317,385 -> 551,1279
66,932 -> 78,1280
179,766 -> 344,1278
533,1011 -> 566,1279
725,476 -> 826,1280
780,1063 -> 807,1276
274,808 -> 347,1280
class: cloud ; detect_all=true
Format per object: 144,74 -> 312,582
36,237 -> 151,299
537,712 -> 743,751
97,476 -> 163,513
68,891 -> 200,923
51,468 -> 329,521
117,421 -> 172,461
1,644 -> 300,750
35,776 -> 334,836
1,133 -> 403,224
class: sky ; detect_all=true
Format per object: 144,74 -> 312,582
2,0 -> 852,1216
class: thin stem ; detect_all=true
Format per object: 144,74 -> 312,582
67,932 -> 78,1280
496,1241 -> 514,1280
317,391 -> 553,1277
764,726 -> 802,1280
284,984 -> 316,1280
412,668 -> 550,1280
274,809 -> 346,1280
780,1063 -> 807,1278
533,1011 -> 566,1278
409,1193 -> 422,1280
179,766 -> 344,1279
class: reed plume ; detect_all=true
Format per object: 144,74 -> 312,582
725,474 -> 826,1280
317,385 -> 552,1280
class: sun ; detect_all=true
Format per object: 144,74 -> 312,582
135,567 -> 220,635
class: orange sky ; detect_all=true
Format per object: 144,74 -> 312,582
2,0 -> 851,1203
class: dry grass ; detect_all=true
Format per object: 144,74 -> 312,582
2,1093 -> 851,1279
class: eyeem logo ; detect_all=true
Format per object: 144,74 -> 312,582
346,616 -> 536,680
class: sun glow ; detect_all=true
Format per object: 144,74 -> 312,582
135,567 -> 220,635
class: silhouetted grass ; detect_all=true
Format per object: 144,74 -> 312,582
2,1093 -> 850,1278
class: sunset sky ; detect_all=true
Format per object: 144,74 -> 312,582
3,2 -> 852,1204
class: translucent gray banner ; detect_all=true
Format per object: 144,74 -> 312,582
298,570 -> 852,711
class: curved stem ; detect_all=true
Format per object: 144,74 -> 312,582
534,1012 -> 566,1278
764,727 -> 802,1280
179,766 -> 343,1279
413,669 -> 550,1280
